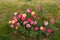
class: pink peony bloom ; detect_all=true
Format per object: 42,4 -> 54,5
23,21 -> 28,25
34,21 -> 37,25
26,9 -> 32,13
17,22 -> 20,26
13,16 -> 18,22
27,18 -> 32,22
13,16 -> 17,20
50,19 -> 55,24
30,20 -> 34,24
48,29 -> 52,33
38,16 -> 40,20
16,26 -> 18,30
38,6 -> 42,11
43,27 -> 46,32
14,19 -> 18,22
21,17 -> 25,21
33,15 -> 36,18
11,20 -> 15,24
10,24 -> 14,28
18,14 -> 22,19
34,26 -> 39,31
47,15 -> 51,18
26,24 -> 31,28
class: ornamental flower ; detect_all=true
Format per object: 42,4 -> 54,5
23,21 -> 28,25
11,20 -> 15,24
38,16 -> 40,20
14,12 -> 18,16
26,9 -> 32,13
30,20 -> 34,24
16,26 -> 18,30
14,19 -> 18,22
18,14 -> 22,19
50,19 -> 55,24
31,12 -> 36,16
34,26 -> 39,31
43,27 -> 46,32
13,16 -> 17,20
33,15 -> 36,18
38,6 -> 42,11
26,24 -> 31,28
47,15 -> 51,18
27,18 -> 32,22
34,20 -> 37,25
48,29 -> 52,33
10,24 -> 14,28
22,14 -> 27,18
44,21 -> 48,26
21,17 -> 25,21
17,22 -> 20,26
8,21 -> 12,24
40,26 -> 44,30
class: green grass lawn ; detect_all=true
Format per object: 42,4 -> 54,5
0,0 -> 60,40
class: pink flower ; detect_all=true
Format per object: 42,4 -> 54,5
38,16 -> 40,20
33,15 -> 36,18
18,14 -> 22,19
26,24 -> 31,28
13,16 -> 18,22
47,15 -> 51,18
34,26 -> 39,31
48,29 -> 52,33
13,16 -> 17,20
50,19 -> 55,24
16,26 -> 18,30
10,24 -> 14,28
14,19 -> 18,22
23,21 -> 28,25
38,6 -> 42,11
21,17 -> 25,21
11,20 -> 15,24
34,21 -> 37,25
30,20 -> 34,24
26,9 -> 32,13
17,22 -> 20,26
43,27 -> 46,32
27,18 -> 32,22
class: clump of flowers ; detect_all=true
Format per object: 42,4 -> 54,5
8,6 -> 56,38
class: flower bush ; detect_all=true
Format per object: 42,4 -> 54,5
8,6 -> 56,38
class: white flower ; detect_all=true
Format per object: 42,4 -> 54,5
16,26 -> 18,30
14,12 -> 18,16
44,21 -> 48,25
22,14 -> 27,18
8,21 -> 12,24
31,12 -> 35,16
40,26 -> 44,30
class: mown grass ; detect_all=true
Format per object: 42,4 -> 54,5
0,0 -> 60,40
